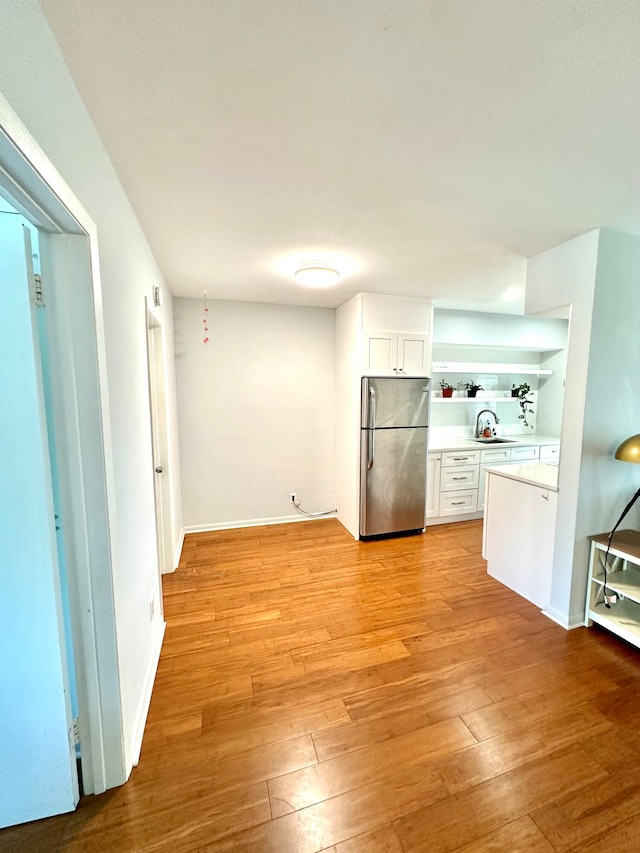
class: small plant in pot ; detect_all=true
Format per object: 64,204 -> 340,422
512,383 -> 535,427
440,380 -> 455,398
459,381 -> 483,398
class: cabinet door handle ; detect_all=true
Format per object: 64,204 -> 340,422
451,501 -> 466,506
453,456 -> 469,461
452,476 -> 467,481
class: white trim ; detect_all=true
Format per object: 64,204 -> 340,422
130,620 -> 165,766
541,606 -> 583,630
0,94 -> 125,792
145,298 -> 174,577
426,511 -> 484,527
173,528 -> 185,570
183,512 -> 337,535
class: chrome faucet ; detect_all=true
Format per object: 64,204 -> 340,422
476,409 -> 499,438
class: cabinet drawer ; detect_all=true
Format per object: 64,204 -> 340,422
440,464 -> 479,491
510,445 -> 540,461
439,490 -> 477,516
540,445 -> 560,461
481,448 -> 511,464
441,450 -> 480,466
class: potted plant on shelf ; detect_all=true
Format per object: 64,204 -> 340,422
440,380 -> 455,398
512,383 -> 535,427
459,381 -> 484,398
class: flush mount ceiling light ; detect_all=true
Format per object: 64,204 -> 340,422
294,262 -> 340,288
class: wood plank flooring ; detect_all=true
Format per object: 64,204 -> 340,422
4,518 -> 640,851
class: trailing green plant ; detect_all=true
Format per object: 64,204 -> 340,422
512,383 -> 534,427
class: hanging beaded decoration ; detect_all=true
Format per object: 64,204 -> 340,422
202,290 -> 210,344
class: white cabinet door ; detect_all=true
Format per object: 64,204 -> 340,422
510,445 -> 540,461
426,453 -> 441,518
540,444 -> 560,462
398,333 -> 431,376
363,331 -> 431,376
363,330 -> 397,374
477,447 -> 512,512
441,450 -> 480,466
440,464 -> 480,491
439,490 -> 477,516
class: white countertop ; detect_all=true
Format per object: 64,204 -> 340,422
484,462 -> 559,491
428,433 -> 560,452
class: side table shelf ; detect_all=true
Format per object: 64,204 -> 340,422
585,529 -> 640,648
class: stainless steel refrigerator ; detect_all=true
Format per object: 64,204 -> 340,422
360,376 -> 430,538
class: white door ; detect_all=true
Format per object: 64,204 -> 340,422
0,214 -> 79,826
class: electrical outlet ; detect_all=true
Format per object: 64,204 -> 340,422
290,492 -> 297,504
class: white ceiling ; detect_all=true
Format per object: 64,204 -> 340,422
40,0 -> 640,311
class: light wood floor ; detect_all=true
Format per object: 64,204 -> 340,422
4,518 -> 640,852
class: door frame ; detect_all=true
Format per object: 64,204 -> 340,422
0,95 -> 126,793
146,299 -> 175,577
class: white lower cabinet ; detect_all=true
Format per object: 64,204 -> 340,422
427,449 -> 480,522
426,453 -> 441,519
477,447 -> 511,512
428,442 -> 559,524
483,470 -> 556,609
439,490 -> 477,516
540,444 -> 560,462
509,445 -> 540,462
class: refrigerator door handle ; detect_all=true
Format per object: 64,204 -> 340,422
368,386 -> 376,430
367,386 -> 376,469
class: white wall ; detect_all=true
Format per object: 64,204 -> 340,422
574,230 -> 640,617
0,0 -> 182,774
175,298 -> 335,528
526,230 -> 599,625
433,308 -> 569,349
524,229 -> 640,627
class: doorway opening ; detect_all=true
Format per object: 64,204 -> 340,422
0,100 -> 126,827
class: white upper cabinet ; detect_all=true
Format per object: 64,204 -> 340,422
363,330 -> 430,376
360,295 -> 433,377
362,294 -> 432,334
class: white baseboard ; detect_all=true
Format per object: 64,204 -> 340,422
183,512 -> 336,535
426,511 -> 484,526
130,618 -> 165,767
542,606 -> 584,631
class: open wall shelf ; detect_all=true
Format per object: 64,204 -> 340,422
432,395 -> 522,403
432,361 -> 552,376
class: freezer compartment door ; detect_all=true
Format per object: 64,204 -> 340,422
361,376 -> 430,429
360,426 -> 428,537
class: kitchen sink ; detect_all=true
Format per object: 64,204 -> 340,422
472,437 -> 517,444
